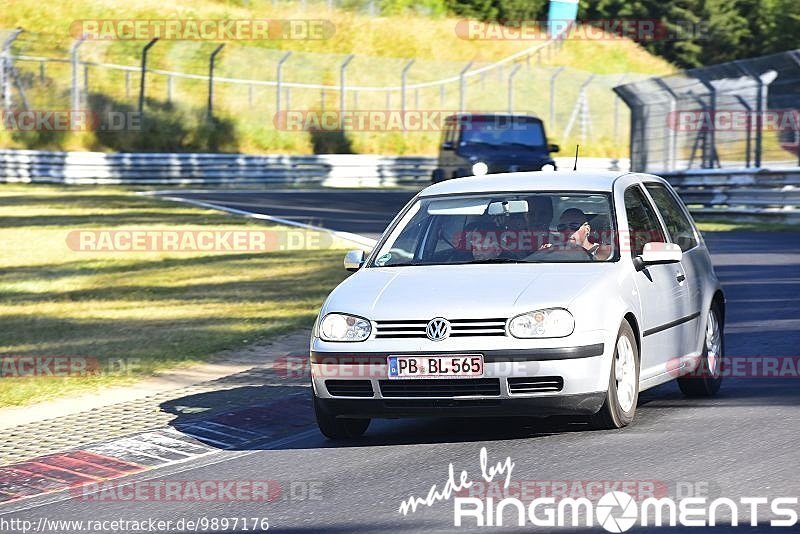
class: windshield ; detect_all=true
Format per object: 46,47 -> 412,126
460,118 -> 545,148
371,192 -> 617,267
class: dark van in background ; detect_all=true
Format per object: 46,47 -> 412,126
431,113 -> 560,183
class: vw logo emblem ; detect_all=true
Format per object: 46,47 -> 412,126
426,318 -> 451,341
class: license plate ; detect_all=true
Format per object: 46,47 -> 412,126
387,355 -> 484,379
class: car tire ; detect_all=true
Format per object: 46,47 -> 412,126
678,305 -> 724,397
591,321 -> 639,429
313,394 -> 370,440
431,169 -> 445,183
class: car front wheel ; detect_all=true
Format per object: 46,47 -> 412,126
313,394 -> 370,440
591,321 -> 639,429
678,305 -> 723,397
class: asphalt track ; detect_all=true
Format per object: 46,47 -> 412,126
2,189 -> 799,533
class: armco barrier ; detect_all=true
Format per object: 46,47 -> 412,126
0,149 -> 797,223
0,150 -> 436,188
0,149 -> 628,187
662,167 -> 800,223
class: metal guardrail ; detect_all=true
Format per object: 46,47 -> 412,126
662,167 -> 800,223
0,149 -> 436,187
1,149 -> 797,222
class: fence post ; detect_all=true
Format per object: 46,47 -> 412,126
276,51 -> 291,117
563,74 -> 594,141
549,66 -> 564,129
733,61 -> 772,169
339,54 -> 354,127
138,38 -> 158,114
39,60 -> 45,83
459,61 -> 473,113
507,64 -> 522,114
125,71 -> 131,99
654,79 -> 677,171
613,74 -> 627,143
694,78 -> 718,168
400,59 -> 414,131
70,36 -> 86,114
207,44 -> 225,120
787,52 -> 800,167
733,95 -> 753,168
1,29 -> 23,111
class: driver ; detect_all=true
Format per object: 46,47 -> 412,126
540,208 -> 610,260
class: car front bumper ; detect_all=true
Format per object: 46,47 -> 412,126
310,341 -> 612,419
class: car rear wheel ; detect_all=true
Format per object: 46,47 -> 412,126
591,321 -> 639,429
678,305 -> 723,397
313,394 -> 370,440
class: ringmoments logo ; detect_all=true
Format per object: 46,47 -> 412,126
396,447 -> 800,530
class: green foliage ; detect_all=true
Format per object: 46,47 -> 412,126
450,0 -> 800,67
445,0 -> 549,21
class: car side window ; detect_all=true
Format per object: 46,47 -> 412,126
624,186 -> 666,258
645,183 -> 698,252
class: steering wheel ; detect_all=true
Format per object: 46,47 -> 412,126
527,242 -> 595,261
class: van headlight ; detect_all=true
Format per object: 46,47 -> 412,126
508,308 -> 574,338
319,313 -> 372,342
472,161 -> 488,176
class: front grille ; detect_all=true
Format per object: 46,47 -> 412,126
379,378 -> 501,398
507,376 -> 564,394
325,380 -> 374,397
383,399 -> 502,409
374,318 -> 507,339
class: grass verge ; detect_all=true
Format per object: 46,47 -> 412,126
696,220 -> 800,233
0,184 -> 351,407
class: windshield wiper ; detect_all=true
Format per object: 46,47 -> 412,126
457,257 -> 529,265
376,261 -> 417,267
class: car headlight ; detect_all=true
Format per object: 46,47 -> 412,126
319,313 -> 372,342
541,163 -> 556,171
508,308 -> 574,338
471,161 -> 488,176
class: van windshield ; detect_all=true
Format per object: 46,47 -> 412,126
460,118 -> 545,148
371,192 -> 617,267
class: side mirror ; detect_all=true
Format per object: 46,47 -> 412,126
633,242 -> 682,271
548,143 -> 560,153
441,141 -> 454,150
344,250 -> 366,271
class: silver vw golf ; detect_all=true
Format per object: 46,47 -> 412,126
311,171 -> 725,439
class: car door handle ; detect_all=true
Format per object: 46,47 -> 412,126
676,272 -> 686,283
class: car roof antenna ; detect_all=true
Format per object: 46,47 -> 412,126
573,145 -> 580,171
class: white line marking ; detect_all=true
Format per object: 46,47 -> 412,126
0,428 -> 321,514
151,195 -> 378,249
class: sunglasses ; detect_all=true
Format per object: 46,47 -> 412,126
557,221 -> 589,232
